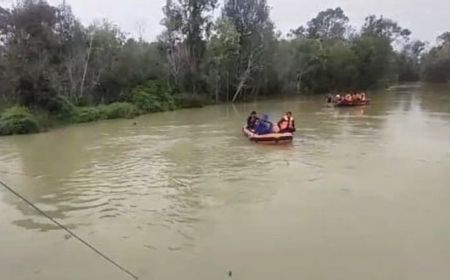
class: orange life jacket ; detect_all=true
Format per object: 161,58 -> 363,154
279,116 -> 294,130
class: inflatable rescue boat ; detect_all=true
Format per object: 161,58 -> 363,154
243,127 -> 293,144
334,99 -> 370,107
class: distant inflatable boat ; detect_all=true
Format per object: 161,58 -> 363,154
243,127 -> 293,144
334,99 -> 370,107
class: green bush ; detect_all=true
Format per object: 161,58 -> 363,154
47,95 -> 77,121
73,102 -> 138,123
174,93 -> 206,109
0,106 -> 40,135
73,107 -> 102,123
98,102 -> 138,119
48,95 -> 76,115
131,80 -> 176,113
131,89 -> 164,112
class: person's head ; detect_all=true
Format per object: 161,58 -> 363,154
250,111 -> 257,117
286,111 -> 292,117
261,114 -> 269,121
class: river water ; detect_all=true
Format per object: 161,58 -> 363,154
0,84 -> 449,280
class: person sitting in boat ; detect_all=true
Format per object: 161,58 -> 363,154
246,111 -> 259,131
278,111 -> 296,133
345,94 -> 352,102
361,92 -> 367,101
327,94 -> 333,103
254,114 -> 273,135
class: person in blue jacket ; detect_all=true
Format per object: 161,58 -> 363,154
254,114 -> 273,135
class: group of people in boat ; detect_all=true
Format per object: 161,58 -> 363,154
246,111 -> 296,135
327,92 -> 368,104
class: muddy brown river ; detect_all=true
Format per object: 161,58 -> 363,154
1,84 -> 449,280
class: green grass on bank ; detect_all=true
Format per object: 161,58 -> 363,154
0,93 -> 207,136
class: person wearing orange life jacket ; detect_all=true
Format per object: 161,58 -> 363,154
277,111 -> 296,133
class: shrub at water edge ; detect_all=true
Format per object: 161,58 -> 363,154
131,80 -> 176,113
0,106 -> 40,135
98,102 -> 139,119
73,102 -> 139,123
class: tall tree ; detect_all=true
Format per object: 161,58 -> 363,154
361,15 -> 411,42
1,0 -> 61,107
208,18 -> 240,101
397,40 -> 426,81
85,20 -> 125,103
222,0 -> 275,102
306,7 -> 349,40
422,32 -> 450,83
161,0 -> 218,94
437,32 -> 450,45
352,35 -> 393,89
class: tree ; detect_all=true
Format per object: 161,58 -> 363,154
85,21 -> 125,103
437,32 -> 450,45
352,35 -> 393,89
99,40 -> 165,102
324,41 -> 359,91
274,38 -> 325,93
208,18 -> 240,101
160,0 -> 218,94
422,32 -> 450,83
222,0 -> 275,102
306,7 -> 349,40
289,25 -> 307,39
0,0 -> 61,108
361,15 -> 411,43
397,40 -> 426,81
52,2 -> 87,102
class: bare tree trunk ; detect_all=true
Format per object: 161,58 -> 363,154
66,59 -> 75,99
215,71 -> 220,103
296,71 -> 304,94
167,45 -> 181,89
232,53 -> 254,103
79,34 -> 94,101
226,71 -> 230,102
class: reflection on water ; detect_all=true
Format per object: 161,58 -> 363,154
0,83 -> 449,280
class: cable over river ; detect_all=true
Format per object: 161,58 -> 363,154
1,84 -> 449,280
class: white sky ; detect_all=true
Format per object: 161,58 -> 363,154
3,0 -> 450,43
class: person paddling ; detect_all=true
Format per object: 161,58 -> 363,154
278,111 -> 296,133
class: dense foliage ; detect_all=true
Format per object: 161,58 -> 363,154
0,106 -> 40,135
0,0 -> 448,135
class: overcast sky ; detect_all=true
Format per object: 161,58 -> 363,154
7,0 -> 450,43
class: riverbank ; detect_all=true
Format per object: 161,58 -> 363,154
0,93 -> 206,136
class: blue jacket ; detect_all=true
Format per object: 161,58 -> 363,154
255,119 -> 273,135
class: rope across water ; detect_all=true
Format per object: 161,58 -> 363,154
0,178 -> 139,280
